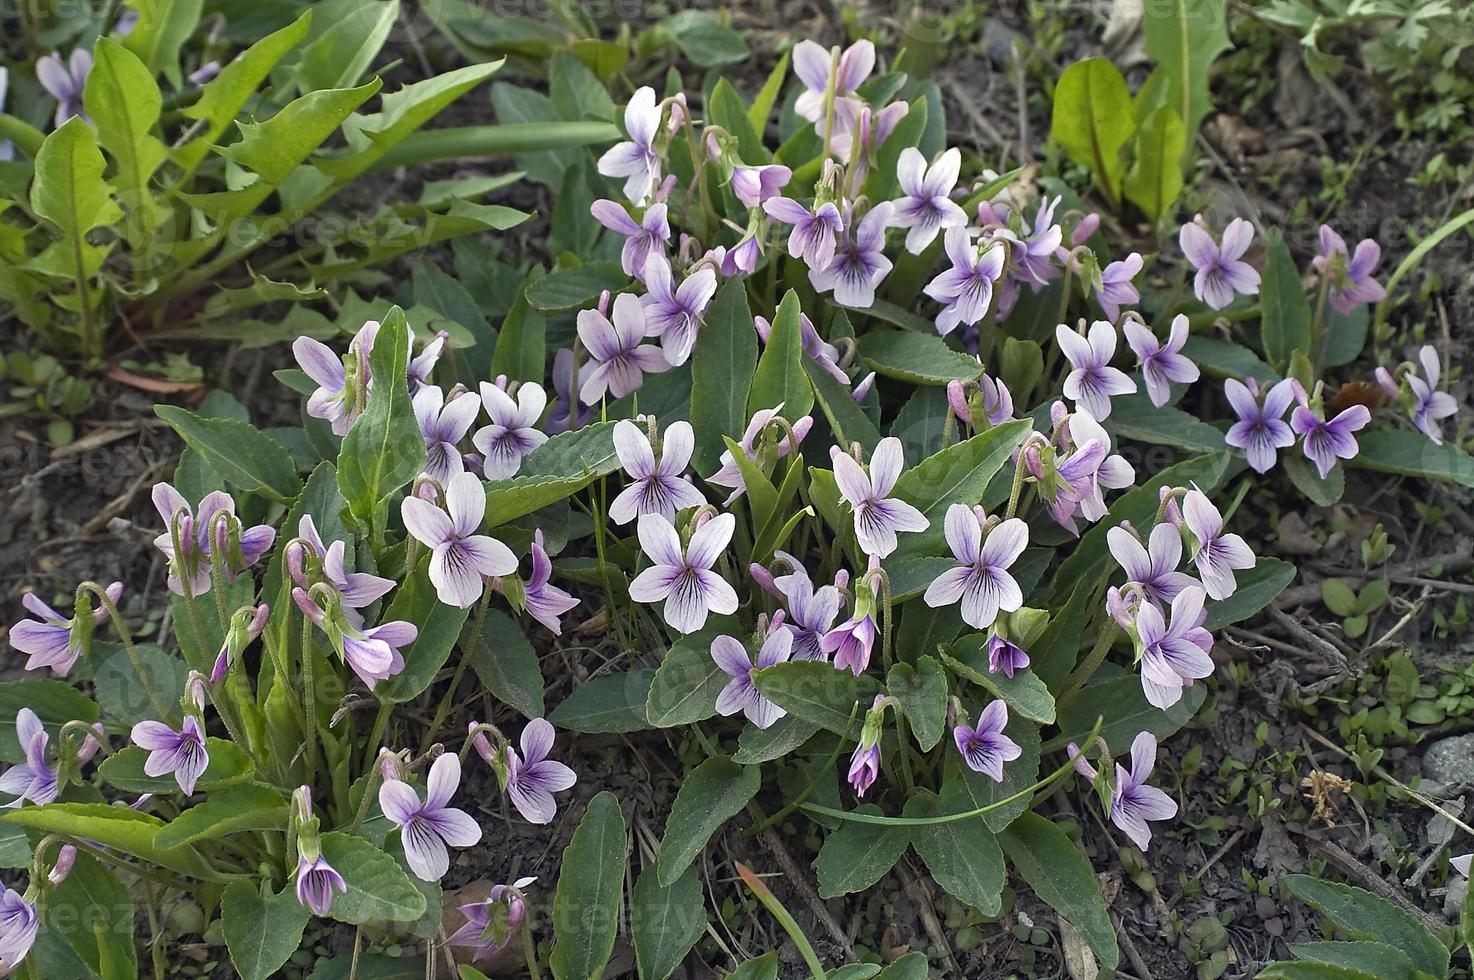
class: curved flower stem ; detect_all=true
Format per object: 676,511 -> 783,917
870,568 -> 915,792
300,609 -> 319,786
169,519 -> 213,675
419,587 -> 493,757
800,716 -> 1103,827
745,704 -> 858,837
78,581 -> 174,725
350,752 -> 388,836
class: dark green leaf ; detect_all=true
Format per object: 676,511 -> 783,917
551,793 -> 628,980
815,805 -> 909,898
1000,813 -> 1118,969
911,783 -> 1006,914
887,656 -> 948,751
154,406 -> 302,503
525,261 -> 629,312
1282,876 -> 1447,978
548,669 -> 654,733
1350,430 -> 1474,487
320,832 -> 427,924
222,881 -> 311,980
1057,669 -> 1206,754
1260,230 -> 1312,372
656,756 -> 759,886
464,609 -> 544,719
858,330 -> 981,385
337,307 -> 424,528
753,662 -> 874,734
1205,558 -> 1295,630
690,280 -> 757,474
749,290 -> 814,420
632,865 -> 707,980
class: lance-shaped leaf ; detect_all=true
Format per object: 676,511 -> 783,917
338,306 -> 424,531
655,756 -> 759,886
1141,0 -> 1230,142
83,39 -> 166,242
551,793 -> 628,980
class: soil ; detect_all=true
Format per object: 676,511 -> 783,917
3,1 -> 1473,978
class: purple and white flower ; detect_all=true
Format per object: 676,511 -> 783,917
1108,522 -> 1195,607
1406,346 -> 1458,445
643,254 -> 718,367
712,630 -> 791,729
1224,378 -> 1297,473
771,557 -> 843,661
1291,403 -> 1371,479
1137,586 -> 1214,710
547,348 -> 596,435
591,200 -> 669,278
295,851 -> 347,917
1313,224 -> 1386,315
597,86 -> 663,203
576,292 -> 670,404
810,202 -> 894,308
822,605 -> 877,676
764,197 -> 845,272
732,164 -> 792,208
520,530 -> 579,635
628,513 -> 738,634
1124,315 -> 1199,407
37,49 -> 91,127
924,505 -> 1027,629
1111,732 -> 1178,850
1058,320 -> 1136,420
131,714 -> 209,796
402,471 -> 518,608
1180,216 -> 1259,310
380,753 -> 482,881
152,484 -> 275,597
791,38 -> 875,123
926,227 -> 1005,336
292,320 -> 379,436
953,700 -> 1021,782
8,582 -> 119,676
449,878 -> 536,962
1182,489 -> 1254,600
831,437 -> 928,558
414,386 -> 481,484
610,419 -> 705,525
754,313 -> 847,384
1040,407 -> 1136,532
987,634 -> 1030,678
503,719 -> 577,824
0,887 -> 37,975
0,709 -> 57,806
474,381 -> 548,479
294,589 -> 418,689
1094,252 -> 1143,323
893,147 -> 965,254
290,516 -> 395,622
708,409 -> 814,505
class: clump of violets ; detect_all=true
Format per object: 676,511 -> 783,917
152,484 -> 275,597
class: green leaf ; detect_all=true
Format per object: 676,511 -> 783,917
1141,0 -> 1230,142
910,783 -> 1006,915
726,953 -> 780,980
222,881 -> 312,980
41,851 -> 137,979
875,953 -> 930,980
1255,963 -> 1381,980
1284,450 -> 1345,505
748,52 -> 789,133
154,406 -> 302,504
83,38 -> 165,238
753,661 -> 874,734
708,78 -> 765,164
1,804 -> 214,878
122,0 -> 202,86
1183,336 -> 1276,381
488,278 -> 546,384
548,670 -> 653,733
733,715 -> 821,764
807,358 -> 882,453
749,290 -> 814,420
893,419 -> 1034,558
464,609 -> 544,719
320,832 -> 427,924
1057,669 -> 1206,754
1107,393 -> 1225,453
1205,558 -> 1296,630
0,679 -> 98,762
1282,876 -> 1446,978
888,657 -> 948,751
665,10 -> 748,67
1123,105 -> 1186,220
646,636 -> 728,728
815,805 -> 909,898
292,0 -> 396,93
28,115 -> 120,272
1000,813 -> 1119,970
98,739 -> 253,795
943,642 -> 1056,724
1260,229 -> 1313,372
1050,58 -> 1134,204
551,793 -> 628,980
338,307 -> 424,529
1322,305 -> 1370,368
656,756 -> 760,886
1287,941 -> 1415,980
1350,430 -> 1474,487
377,561 -> 472,703
155,785 -> 288,849
525,261 -> 629,312
632,865 -> 707,980
690,280 -> 757,474
858,329 -> 982,385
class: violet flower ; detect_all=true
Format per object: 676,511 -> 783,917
764,197 -> 844,272
822,606 -> 877,676
211,603 -> 270,683
1111,732 -> 1178,850
831,437 -> 928,558
131,714 -> 208,796
0,69 -> 11,162
1137,586 -> 1215,710
474,381 -> 548,479
791,38 -> 875,123
947,375 -> 1014,429
547,349 -> 595,434
414,386 -> 481,484
830,99 -> 907,170
926,226 -> 1005,336
1094,252 -> 1143,323
0,709 -> 57,806
924,504 -> 1028,629
291,516 -> 395,622
152,484 -> 275,597
754,313 -> 847,384
380,753 -> 482,881
576,293 -> 669,404
893,147 -> 965,254
1038,407 -> 1136,533
628,513 -> 739,634
0,887 -> 37,975
1107,522 -> 1195,607
732,164 -> 792,208
1058,321 -> 1136,420
597,86 -> 663,203
810,202 -> 895,309
292,320 -> 379,436
295,852 -> 347,917
402,471 -> 518,608
848,695 -> 887,796
772,557 -> 843,661
1124,314 -> 1199,407
36,49 -> 91,127
712,630 -> 791,729
1224,378 -> 1297,473
1291,403 -> 1371,479
987,634 -> 1030,678
8,582 -> 119,676
642,253 -> 718,367
610,419 -> 705,524
408,331 -> 446,393
1183,489 -> 1254,601
954,701 -> 1022,782
520,530 -> 579,635
504,719 -> 577,824
294,588 -> 418,689
708,409 -> 814,505
1180,216 -> 1259,310
1407,346 -> 1458,444
449,878 -> 536,962
1313,224 -> 1386,315
591,200 -> 669,278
